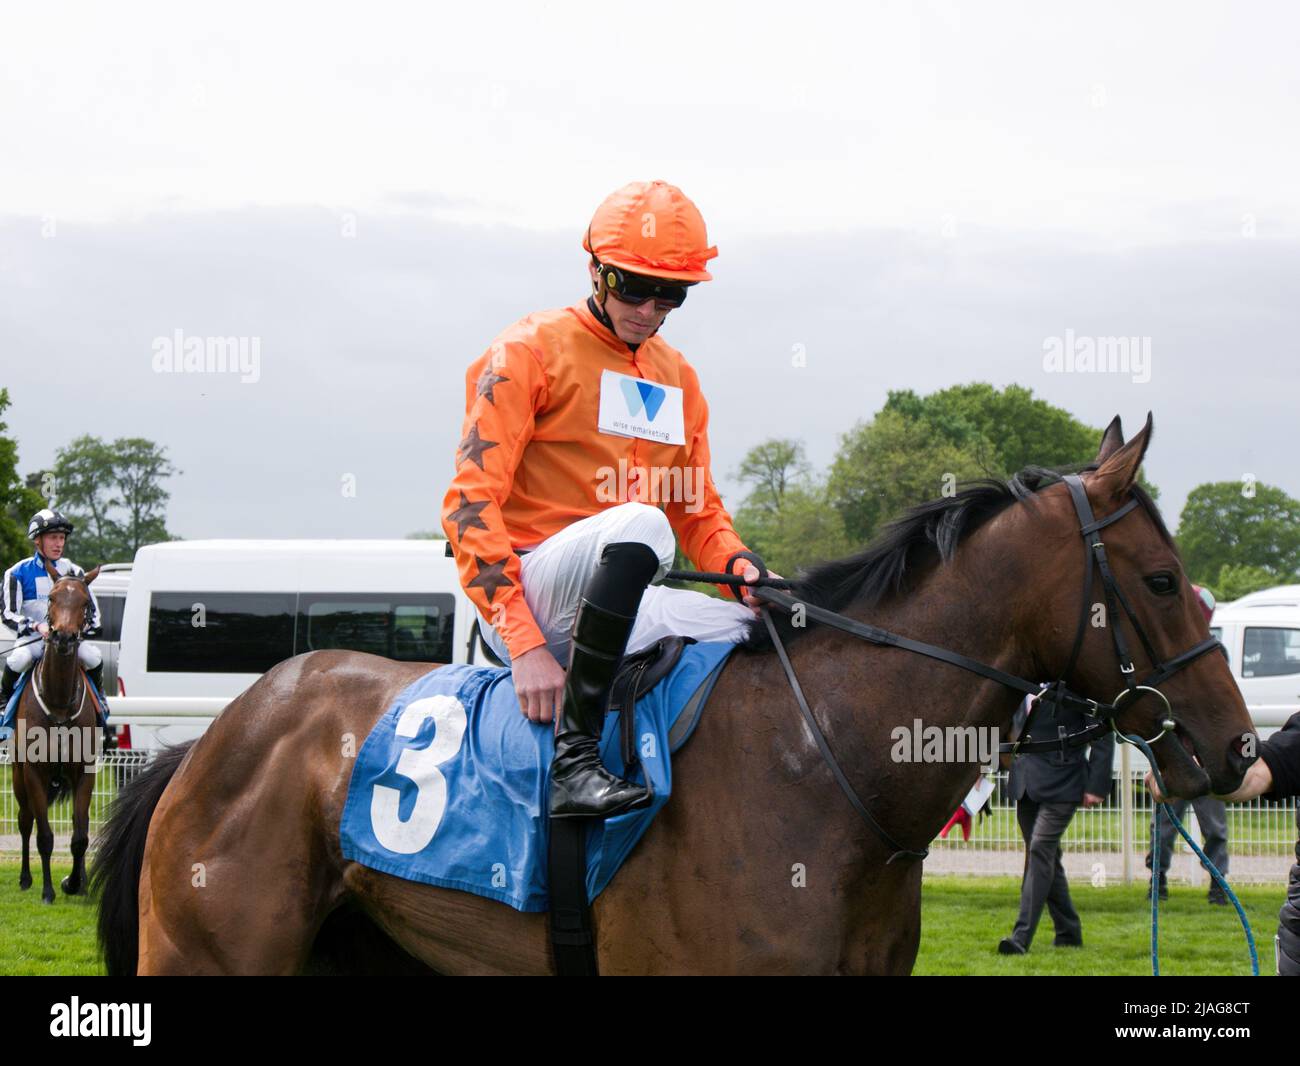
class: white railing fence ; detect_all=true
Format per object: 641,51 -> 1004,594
0,748 -> 1295,884
0,748 -> 156,848
930,761 -> 1297,886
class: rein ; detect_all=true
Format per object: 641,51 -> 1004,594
666,475 -> 1227,863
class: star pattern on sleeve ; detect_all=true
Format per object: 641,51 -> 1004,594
446,491 -> 490,540
456,421 -> 499,470
475,367 -> 510,406
466,555 -> 514,602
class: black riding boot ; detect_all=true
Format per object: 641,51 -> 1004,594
549,541 -> 660,820
1,664 -> 18,710
86,663 -> 114,750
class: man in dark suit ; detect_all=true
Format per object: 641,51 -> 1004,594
999,693 -> 1116,954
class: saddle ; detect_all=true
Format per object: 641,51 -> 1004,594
608,635 -> 693,771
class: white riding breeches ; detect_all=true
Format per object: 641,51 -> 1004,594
6,638 -> 102,674
481,502 -> 755,666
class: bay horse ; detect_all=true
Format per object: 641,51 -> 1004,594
92,415 -> 1255,974
12,563 -> 103,903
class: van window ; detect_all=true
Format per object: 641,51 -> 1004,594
1242,627 -> 1300,678
148,592 -> 297,673
298,594 -> 455,663
94,593 -> 126,642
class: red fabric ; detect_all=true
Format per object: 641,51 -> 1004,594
939,807 -> 972,842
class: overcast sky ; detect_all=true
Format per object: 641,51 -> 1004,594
2,1 -> 1297,544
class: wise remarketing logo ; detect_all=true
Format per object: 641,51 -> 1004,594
620,378 -> 666,421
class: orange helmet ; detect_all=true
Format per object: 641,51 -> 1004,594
582,181 -> 718,282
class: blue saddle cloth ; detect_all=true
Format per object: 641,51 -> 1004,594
339,641 -> 733,912
0,671 -> 31,738
0,670 -> 105,740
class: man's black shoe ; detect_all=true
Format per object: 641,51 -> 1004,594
1207,885 -> 1229,906
1147,877 -> 1169,901
997,937 -> 1028,955
1054,934 -> 1083,947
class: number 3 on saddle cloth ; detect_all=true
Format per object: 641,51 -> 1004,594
339,640 -> 733,911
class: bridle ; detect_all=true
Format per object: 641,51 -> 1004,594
669,474 -> 1226,864
30,581 -> 94,724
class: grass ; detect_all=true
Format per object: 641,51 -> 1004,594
0,856 -> 1282,976
914,875 -> 1280,976
0,856 -> 102,975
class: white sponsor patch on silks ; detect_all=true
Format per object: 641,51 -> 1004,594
597,369 -> 686,446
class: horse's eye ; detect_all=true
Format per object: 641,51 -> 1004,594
1144,573 -> 1177,596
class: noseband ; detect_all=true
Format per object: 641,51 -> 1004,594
32,584 -> 94,723
671,474 -> 1227,863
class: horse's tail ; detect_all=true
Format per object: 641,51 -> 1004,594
90,742 -> 194,976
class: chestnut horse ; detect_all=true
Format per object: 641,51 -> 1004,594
93,416 -> 1255,974
12,564 -> 102,903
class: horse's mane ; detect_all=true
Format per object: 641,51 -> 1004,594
737,463 -> 1172,653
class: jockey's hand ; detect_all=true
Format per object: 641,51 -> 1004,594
1082,792 -> 1105,808
36,622 -> 50,637
740,565 -> 783,612
512,645 -> 566,725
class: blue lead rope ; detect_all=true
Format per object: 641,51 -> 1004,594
1118,731 -> 1259,976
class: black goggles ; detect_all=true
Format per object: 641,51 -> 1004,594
598,263 -> 691,309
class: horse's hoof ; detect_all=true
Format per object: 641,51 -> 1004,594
41,894 -> 54,905
18,880 -> 31,891
60,876 -> 81,895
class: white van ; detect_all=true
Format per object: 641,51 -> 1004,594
1210,584 -> 1300,736
114,539 -> 489,749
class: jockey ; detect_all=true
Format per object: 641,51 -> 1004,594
441,180 -> 776,820
1,509 -> 110,743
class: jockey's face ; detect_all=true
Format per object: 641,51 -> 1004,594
589,263 -> 672,345
37,532 -> 66,560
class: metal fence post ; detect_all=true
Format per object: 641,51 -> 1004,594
1120,745 -> 1132,885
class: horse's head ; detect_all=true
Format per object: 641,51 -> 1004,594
1027,415 -> 1254,798
43,562 -> 100,656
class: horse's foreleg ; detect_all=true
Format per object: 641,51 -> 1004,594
17,809 -> 33,892
61,770 -> 94,895
30,784 -> 56,904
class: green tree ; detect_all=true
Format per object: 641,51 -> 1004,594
733,439 -> 851,576
112,438 -> 180,554
827,408 -> 988,546
828,384 -> 1129,545
883,383 -> 1104,478
48,435 -> 180,564
50,435 -> 121,561
1177,481 -> 1300,588
0,389 -> 46,567
1208,563 -> 1279,603
733,439 -> 810,515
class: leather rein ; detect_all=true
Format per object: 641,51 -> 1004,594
667,474 -> 1226,864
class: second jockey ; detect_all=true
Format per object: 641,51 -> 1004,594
441,180 -> 777,820
1,508 -> 111,746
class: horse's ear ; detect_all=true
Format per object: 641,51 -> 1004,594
83,566 -> 101,585
1091,411 -> 1154,501
1095,415 -> 1125,464
44,560 -> 60,583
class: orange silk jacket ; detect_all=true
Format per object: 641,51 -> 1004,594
440,300 -> 748,660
